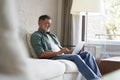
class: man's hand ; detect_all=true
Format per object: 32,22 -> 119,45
59,48 -> 70,53
67,48 -> 74,54
59,48 -> 74,54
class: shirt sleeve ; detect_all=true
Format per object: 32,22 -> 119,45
30,33 -> 44,56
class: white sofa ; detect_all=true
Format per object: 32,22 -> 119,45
28,59 -> 81,80
23,31 -> 84,80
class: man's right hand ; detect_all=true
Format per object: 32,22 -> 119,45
59,48 -> 70,54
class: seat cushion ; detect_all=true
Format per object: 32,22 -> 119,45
28,59 -> 65,80
57,60 -> 79,73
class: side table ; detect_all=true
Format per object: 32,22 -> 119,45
98,57 -> 120,75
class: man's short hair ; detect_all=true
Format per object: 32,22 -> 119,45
38,15 -> 51,22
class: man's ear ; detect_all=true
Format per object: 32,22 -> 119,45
38,21 -> 41,26
39,21 -> 43,25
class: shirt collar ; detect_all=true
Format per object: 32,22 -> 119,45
38,29 -> 51,35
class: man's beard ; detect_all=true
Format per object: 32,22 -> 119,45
44,27 -> 50,32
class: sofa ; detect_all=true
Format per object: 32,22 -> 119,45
0,0 -> 84,80
22,30 -> 84,80
27,58 -> 81,80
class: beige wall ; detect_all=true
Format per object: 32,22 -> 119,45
16,0 -> 62,40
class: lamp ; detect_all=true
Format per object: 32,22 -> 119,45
71,0 -> 103,43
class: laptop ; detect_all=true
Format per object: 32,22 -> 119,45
72,42 -> 85,54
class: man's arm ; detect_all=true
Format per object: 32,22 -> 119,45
39,48 -> 70,58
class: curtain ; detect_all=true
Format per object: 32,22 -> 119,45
61,0 -> 73,49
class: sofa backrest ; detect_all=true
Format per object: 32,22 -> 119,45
18,27 -> 38,58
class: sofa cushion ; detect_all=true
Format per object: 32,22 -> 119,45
26,33 -> 38,58
57,60 -> 79,73
28,59 -> 65,80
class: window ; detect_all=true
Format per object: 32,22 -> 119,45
84,0 -> 120,57
87,0 -> 120,40
71,0 -> 120,57
104,0 -> 120,40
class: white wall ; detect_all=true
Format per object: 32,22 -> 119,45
16,0 -> 61,38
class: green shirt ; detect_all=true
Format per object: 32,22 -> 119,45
30,29 -> 62,57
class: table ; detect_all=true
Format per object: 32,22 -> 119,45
98,57 -> 120,75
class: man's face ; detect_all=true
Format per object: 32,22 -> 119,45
39,18 -> 51,32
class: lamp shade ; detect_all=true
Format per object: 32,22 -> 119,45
71,0 -> 103,15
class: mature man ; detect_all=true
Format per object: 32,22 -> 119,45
31,15 -> 102,80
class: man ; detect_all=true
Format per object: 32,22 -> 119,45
31,15 -> 102,80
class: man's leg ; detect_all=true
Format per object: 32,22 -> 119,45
53,54 -> 100,80
78,51 -> 102,77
